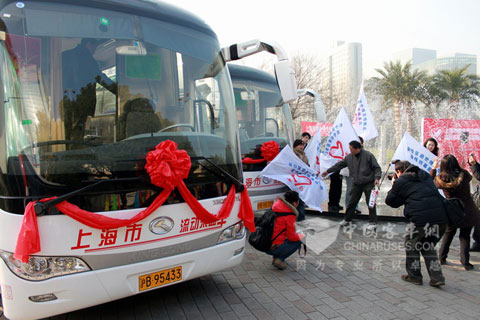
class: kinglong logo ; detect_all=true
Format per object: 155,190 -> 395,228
149,217 -> 174,235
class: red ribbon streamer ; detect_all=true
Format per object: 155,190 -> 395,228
241,157 -> 266,164
14,141 -> 255,263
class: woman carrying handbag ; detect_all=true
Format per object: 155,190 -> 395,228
435,155 -> 480,270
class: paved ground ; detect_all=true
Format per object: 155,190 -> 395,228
5,212 -> 478,320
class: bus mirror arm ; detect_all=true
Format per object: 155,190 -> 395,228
297,88 -> 326,122
222,40 -> 298,103
33,177 -> 143,216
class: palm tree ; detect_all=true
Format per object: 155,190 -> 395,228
417,75 -> 448,118
404,67 -> 428,136
432,66 -> 480,118
371,61 -> 427,144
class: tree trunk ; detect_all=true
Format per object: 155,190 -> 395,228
393,100 -> 402,146
448,99 -> 458,119
405,101 -> 415,138
379,122 -> 386,166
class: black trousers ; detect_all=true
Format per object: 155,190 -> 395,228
344,181 -> 377,223
405,223 -> 446,282
438,225 -> 473,266
328,171 -> 342,207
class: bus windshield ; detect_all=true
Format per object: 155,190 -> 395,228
230,65 -> 293,171
0,1 -> 240,213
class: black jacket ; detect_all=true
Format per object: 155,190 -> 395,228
385,165 -> 448,227
326,149 -> 381,185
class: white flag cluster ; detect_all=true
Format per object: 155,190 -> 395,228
392,132 -> 436,173
352,85 -> 378,141
319,107 -> 359,174
261,146 -> 328,211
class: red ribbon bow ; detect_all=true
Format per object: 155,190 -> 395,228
242,140 -> 280,164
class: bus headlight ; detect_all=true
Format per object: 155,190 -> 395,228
0,251 -> 91,281
217,221 -> 245,244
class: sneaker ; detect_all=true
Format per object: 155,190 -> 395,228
440,259 -> 448,265
429,279 -> 445,287
365,223 -> 376,231
273,258 -> 287,270
339,219 -> 351,227
354,209 -> 362,214
401,274 -> 423,285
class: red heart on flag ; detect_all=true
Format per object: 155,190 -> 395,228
329,141 -> 344,159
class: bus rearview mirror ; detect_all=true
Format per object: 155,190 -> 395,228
274,60 -> 298,103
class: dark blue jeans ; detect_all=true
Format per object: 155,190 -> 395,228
267,239 -> 301,262
297,200 -> 305,221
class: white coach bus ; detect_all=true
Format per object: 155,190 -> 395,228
229,64 -> 324,213
0,0 -> 297,318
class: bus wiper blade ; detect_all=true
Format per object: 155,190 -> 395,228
33,177 -> 143,216
190,156 -> 244,192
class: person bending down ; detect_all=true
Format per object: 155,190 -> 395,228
385,160 -> 447,287
267,191 -> 305,270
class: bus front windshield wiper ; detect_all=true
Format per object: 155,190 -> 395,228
33,177 -> 143,216
190,156 -> 244,192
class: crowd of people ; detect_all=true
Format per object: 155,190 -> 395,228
264,133 -> 480,288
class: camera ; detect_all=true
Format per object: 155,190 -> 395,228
387,173 -> 397,180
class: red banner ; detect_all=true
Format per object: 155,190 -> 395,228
422,118 -> 480,167
301,122 -> 333,137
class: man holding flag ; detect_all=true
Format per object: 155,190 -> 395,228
321,140 -> 381,230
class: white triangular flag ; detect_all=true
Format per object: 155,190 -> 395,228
304,128 -> 322,173
320,107 -> 359,174
352,84 -> 378,141
392,132 -> 436,173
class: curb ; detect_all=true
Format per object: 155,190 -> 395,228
305,208 -> 407,222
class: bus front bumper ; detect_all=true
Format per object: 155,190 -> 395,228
0,238 -> 245,320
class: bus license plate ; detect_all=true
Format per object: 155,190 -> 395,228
138,266 -> 182,291
257,200 -> 274,210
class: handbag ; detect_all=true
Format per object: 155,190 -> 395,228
472,184 -> 480,210
442,197 -> 465,227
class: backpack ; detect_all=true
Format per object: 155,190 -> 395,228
248,209 -> 295,252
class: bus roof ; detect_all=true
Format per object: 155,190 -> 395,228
228,64 -> 278,86
0,0 -> 218,39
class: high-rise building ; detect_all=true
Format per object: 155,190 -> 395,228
415,53 -> 477,75
392,48 -> 437,66
393,48 -> 477,75
320,41 -> 362,110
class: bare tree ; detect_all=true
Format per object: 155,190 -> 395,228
256,52 -> 356,133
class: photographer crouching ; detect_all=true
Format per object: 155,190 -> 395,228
385,160 -> 448,287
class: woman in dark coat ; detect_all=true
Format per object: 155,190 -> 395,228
435,155 -> 480,270
468,153 -> 480,251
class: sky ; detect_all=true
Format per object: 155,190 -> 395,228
162,0 -> 480,78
